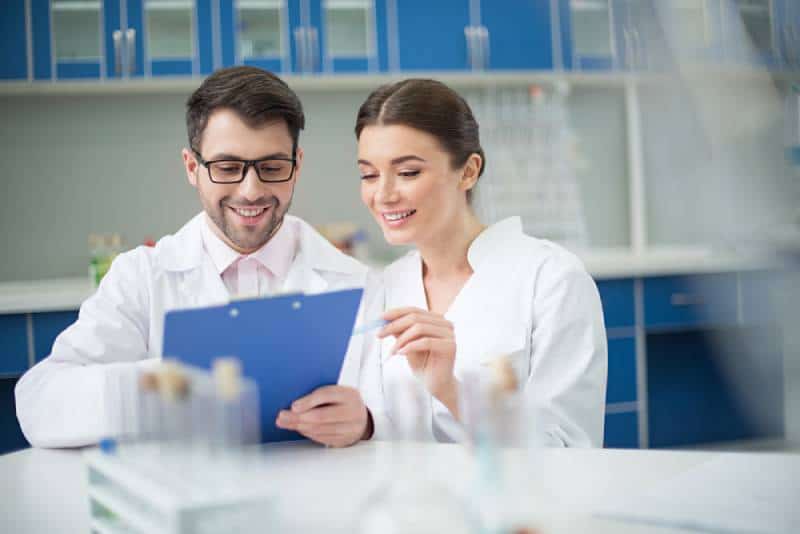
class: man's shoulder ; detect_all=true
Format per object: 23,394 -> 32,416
287,215 -> 367,276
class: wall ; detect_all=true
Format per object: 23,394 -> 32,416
0,85 -> 630,282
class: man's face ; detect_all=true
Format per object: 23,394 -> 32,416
182,108 -> 302,254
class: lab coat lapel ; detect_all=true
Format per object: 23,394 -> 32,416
282,249 -> 329,294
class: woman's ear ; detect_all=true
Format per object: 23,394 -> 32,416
459,153 -> 483,192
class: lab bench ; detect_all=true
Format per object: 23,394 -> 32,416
0,248 -> 790,453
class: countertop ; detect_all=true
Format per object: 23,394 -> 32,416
1,441 -> 798,533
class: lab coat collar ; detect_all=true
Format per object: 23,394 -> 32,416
466,216 -> 525,271
282,215 -> 367,294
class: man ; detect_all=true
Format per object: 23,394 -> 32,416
15,66 -> 384,448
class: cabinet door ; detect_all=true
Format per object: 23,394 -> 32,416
32,311 -> 79,362
607,337 -> 637,404
604,411 -> 638,448
779,0 -> 800,67
0,377 -> 29,454
480,0 -> 554,70
647,326 -> 784,447
0,314 -> 29,376
311,0 -> 382,73
395,0 -> 471,71
0,1 -> 29,80
561,0 -> 617,70
654,0 -> 724,64
32,0 -> 121,79
721,0 -> 782,67
127,0 -> 213,77
614,0 -> 671,71
221,0 -> 292,73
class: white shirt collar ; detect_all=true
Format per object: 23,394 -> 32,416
200,214 -> 297,279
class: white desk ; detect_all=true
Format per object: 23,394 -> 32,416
3,442 -> 796,533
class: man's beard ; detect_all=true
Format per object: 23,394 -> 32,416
209,195 -> 292,253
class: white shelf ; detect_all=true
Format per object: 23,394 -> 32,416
0,248 -> 781,314
2,67 -> 796,96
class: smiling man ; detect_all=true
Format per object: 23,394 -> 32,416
15,67 -> 384,449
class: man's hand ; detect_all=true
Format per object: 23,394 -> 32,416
275,385 -> 372,447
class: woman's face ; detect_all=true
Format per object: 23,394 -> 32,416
357,124 -> 477,247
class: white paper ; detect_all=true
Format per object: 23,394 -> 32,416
593,454 -> 800,533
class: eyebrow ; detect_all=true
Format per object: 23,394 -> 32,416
206,151 -> 292,161
357,155 -> 427,166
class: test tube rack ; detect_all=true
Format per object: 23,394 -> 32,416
86,359 -> 269,534
86,445 -> 274,534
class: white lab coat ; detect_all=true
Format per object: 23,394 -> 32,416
380,217 -> 607,447
15,213 -> 387,448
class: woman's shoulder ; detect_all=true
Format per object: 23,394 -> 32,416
492,224 -> 588,281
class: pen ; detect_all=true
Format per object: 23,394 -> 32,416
351,318 -> 388,337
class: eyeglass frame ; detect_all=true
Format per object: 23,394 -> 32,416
191,148 -> 298,184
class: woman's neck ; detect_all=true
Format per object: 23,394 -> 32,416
418,210 -> 485,281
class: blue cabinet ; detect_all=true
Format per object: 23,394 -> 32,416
395,0 -> 471,71
595,278 -> 635,329
560,0 -> 617,70
481,0 -> 554,70
395,0 -> 554,72
221,0 -> 385,74
643,274 -> 739,330
721,0 -> 783,67
604,411 -> 638,448
0,377 -> 29,454
31,0 -> 119,79
30,0 -> 213,80
32,311 -> 79,362
126,0 -> 214,77
0,0 -> 28,80
607,337 -> 636,404
647,325 -> 783,447
0,315 -> 28,376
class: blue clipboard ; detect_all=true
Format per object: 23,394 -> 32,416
162,288 -> 364,443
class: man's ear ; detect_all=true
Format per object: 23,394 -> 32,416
182,148 -> 199,188
293,146 -> 304,185
459,153 -> 482,193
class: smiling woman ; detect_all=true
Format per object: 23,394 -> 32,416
354,79 -> 609,447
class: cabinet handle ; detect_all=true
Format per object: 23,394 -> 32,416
308,27 -> 319,72
478,26 -> 489,70
632,29 -> 643,70
294,27 -> 307,73
113,30 -> 123,77
125,29 -> 136,76
670,293 -> 705,307
464,26 -> 476,70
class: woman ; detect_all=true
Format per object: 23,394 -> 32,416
355,79 -> 607,447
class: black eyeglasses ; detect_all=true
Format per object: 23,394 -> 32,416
192,149 -> 297,184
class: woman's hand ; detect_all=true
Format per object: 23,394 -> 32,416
379,307 -> 460,418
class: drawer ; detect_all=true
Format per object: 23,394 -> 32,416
604,411 -> 639,449
643,274 -> 738,329
596,279 -> 635,329
0,314 -> 29,375
607,337 -> 637,404
32,311 -> 78,362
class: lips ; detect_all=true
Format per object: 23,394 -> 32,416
228,204 -> 271,226
382,209 -> 416,222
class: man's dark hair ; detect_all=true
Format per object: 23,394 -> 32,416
186,66 -> 305,153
